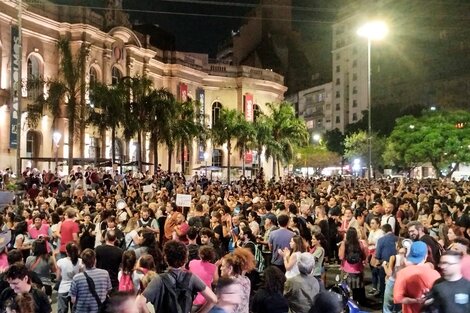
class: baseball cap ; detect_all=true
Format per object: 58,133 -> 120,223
407,241 -> 427,264
265,213 -> 277,225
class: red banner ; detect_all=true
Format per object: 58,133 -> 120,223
244,93 -> 254,122
245,151 -> 253,164
180,83 -> 188,102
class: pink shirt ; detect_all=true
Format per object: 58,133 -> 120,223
189,259 -> 217,305
59,219 -> 79,253
0,253 -> 8,272
461,254 -> 470,281
28,224 -> 50,239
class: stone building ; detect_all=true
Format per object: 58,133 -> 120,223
0,0 -> 286,179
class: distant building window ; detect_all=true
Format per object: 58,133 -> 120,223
353,100 -> 358,107
335,103 -> 340,111
336,65 -> 340,73
336,116 -> 340,123
352,113 -> 358,121
336,91 -> 340,98
353,86 -> 358,94
253,104 -> 260,122
325,104 -> 331,110
353,73 -> 357,81
212,101 -> 223,127
89,67 -> 98,85
27,55 -> 42,100
212,149 -> 223,167
352,60 -> 357,67
111,67 -> 122,85
336,78 -> 340,85
336,53 -> 340,60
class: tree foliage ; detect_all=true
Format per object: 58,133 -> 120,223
384,111 -> 470,177
344,130 -> 386,169
293,145 -> 341,169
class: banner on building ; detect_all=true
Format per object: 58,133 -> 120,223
10,25 -> 20,149
245,151 -> 253,164
179,83 -> 188,102
196,88 -> 205,161
244,93 -> 254,122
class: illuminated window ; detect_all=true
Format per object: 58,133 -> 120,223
212,102 -> 222,127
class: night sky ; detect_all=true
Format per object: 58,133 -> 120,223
48,0 -> 338,57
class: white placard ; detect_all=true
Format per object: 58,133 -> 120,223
176,194 -> 192,207
142,185 -> 153,193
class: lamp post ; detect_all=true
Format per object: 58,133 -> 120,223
357,21 -> 388,179
53,132 -> 61,171
203,151 -> 209,178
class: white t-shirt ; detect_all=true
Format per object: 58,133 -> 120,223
381,214 -> 396,233
285,251 -> 301,279
57,257 -> 83,293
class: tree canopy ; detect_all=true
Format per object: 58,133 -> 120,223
383,110 -> 470,177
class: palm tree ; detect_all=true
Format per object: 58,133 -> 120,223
88,82 -> 125,164
234,119 -> 255,177
165,100 -> 204,173
211,108 -> 247,182
120,76 -> 154,171
265,102 -> 309,178
146,88 -> 176,172
252,114 -> 275,175
26,38 -> 88,168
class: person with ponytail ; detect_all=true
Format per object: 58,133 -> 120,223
56,242 -> 83,313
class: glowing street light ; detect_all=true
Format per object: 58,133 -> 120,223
357,20 -> 388,179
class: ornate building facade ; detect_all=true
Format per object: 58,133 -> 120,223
0,1 -> 286,179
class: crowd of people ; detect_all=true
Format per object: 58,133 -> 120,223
0,165 -> 470,313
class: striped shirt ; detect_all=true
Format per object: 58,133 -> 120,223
70,267 -> 112,313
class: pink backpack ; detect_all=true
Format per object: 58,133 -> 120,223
119,272 -> 134,292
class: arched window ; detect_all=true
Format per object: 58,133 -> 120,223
26,130 -> 41,163
89,67 -> 98,85
212,102 -> 222,127
111,66 -> 122,85
212,149 -> 223,167
27,55 -> 42,100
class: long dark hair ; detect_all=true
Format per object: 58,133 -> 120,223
140,230 -> 164,272
345,228 -> 362,255
66,242 -> 79,266
32,238 -> 48,260
262,266 -> 286,293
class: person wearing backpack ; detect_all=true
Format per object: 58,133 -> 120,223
118,250 -> 139,293
136,240 -> 217,313
338,227 -> 369,306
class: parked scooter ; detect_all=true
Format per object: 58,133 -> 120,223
329,274 -> 368,313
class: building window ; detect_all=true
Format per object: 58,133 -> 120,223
336,116 -> 340,124
212,149 -> 223,167
336,78 -> 340,85
27,56 -> 42,100
335,103 -> 340,111
111,66 -> 122,85
353,86 -> 358,94
336,65 -> 340,73
336,91 -> 340,98
89,67 -> 98,85
353,73 -> 357,81
353,100 -> 358,107
336,53 -> 340,60
325,104 -> 331,110
352,113 -> 358,121
212,102 -> 223,127
352,60 -> 357,67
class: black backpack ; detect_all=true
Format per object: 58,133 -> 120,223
159,271 -> 196,313
345,248 -> 363,264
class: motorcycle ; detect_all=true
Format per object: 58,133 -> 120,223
329,274 -> 368,313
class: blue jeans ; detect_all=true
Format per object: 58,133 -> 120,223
383,279 -> 401,313
58,292 -> 72,313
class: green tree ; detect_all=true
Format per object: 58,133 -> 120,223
264,102 -> 309,178
88,82 -> 125,164
120,76 -> 154,170
324,128 -> 345,155
384,111 -> 470,177
146,88 -> 176,172
234,118 -> 255,177
26,38 -> 88,168
251,114 -> 275,173
344,130 -> 386,172
293,145 -> 341,169
211,108 -> 247,182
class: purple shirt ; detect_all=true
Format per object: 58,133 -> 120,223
268,228 -> 294,265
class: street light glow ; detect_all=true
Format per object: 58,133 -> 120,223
357,21 -> 389,40
312,134 -> 321,142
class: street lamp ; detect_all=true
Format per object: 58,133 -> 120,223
203,151 -> 209,177
357,20 -> 388,179
312,133 -> 321,143
53,132 -> 61,171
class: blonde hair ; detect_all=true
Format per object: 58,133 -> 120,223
140,270 -> 157,289
124,217 -> 139,233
